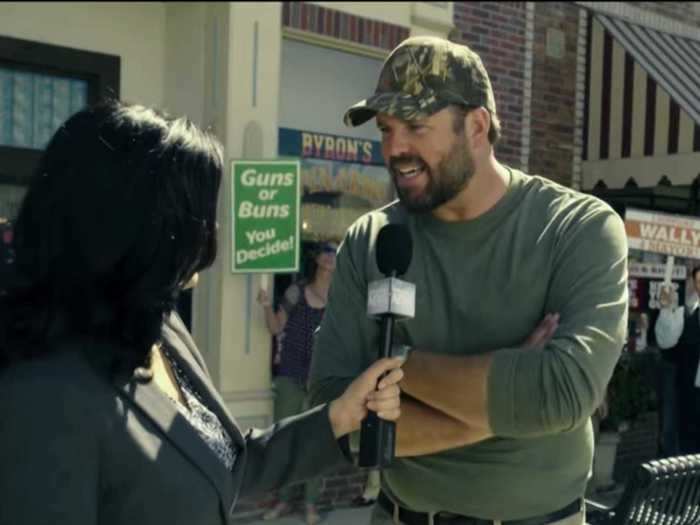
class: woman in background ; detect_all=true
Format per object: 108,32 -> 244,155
257,240 -> 337,525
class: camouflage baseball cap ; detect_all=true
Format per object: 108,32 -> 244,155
344,36 -> 497,127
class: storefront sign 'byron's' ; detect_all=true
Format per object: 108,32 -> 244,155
277,127 -> 392,242
278,128 -> 384,166
231,160 -> 300,273
625,208 -> 700,260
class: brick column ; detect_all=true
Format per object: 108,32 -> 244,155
452,2 -> 528,169
529,2 -> 580,186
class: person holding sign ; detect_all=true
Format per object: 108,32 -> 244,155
0,101 -> 404,525
655,266 -> 700,454
257,241 -> 337,525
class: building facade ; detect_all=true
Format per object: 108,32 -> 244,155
1,1 -> 698,518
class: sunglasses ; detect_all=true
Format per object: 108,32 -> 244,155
320,244 -> 338,254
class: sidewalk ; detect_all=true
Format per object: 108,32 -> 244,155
243,505 -> 372,525
242,487 -> 625,525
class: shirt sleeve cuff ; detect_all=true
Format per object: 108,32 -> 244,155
337,434 -> 354,463
319,404 -> 355,465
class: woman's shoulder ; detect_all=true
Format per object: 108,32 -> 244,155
287,279 -> 307,294
282,280 -> 307,309
0,346 -> 113,416
0,346 -> 116,461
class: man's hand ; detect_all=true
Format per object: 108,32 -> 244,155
257,289 -> 272,307
659,285 -> 672,309
396,396 -> 490,457
409,312 -> 560,356
522,313 -> 560,350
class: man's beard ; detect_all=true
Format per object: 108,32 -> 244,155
392,137 -> 475,213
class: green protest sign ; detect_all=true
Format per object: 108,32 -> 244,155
231,160 -> 300,273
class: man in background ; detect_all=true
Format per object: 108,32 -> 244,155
656,270 -> 700,454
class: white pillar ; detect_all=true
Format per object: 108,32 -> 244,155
193,1 -> 283,430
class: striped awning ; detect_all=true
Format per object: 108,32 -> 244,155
596,13 -> 700,127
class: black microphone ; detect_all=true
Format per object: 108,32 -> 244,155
358,223 -> 414,468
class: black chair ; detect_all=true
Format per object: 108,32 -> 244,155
587,454 -> 700,525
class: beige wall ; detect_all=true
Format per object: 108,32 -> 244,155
164,3 -> 206,126
409,1 -> 454,37
582,153 -> 700,190
0,2 -> 166,107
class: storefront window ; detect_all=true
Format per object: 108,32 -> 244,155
278,37 -> 389,244
0,35 -> 119,221
279,127 -> 392,242
0,68 -> 88,150
0,68 -> 88,220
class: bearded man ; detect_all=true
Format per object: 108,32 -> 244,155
309,36 -> 628,525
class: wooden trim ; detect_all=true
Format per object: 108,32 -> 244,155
644,77 -> 657,156
572,7 -> 589,190
282,27 -> 388,61
582,12 -> 593,161
0,35 -> 120,102
621,51 -> 635,158
520,2 -> 535,173
0,35 -> 120,186
599,30 -> 613,160
574,2 -> 700,42
668,99 -> 680,155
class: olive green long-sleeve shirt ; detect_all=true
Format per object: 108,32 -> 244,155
309,168 -> 628,519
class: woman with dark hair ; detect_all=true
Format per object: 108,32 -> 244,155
0,101 -> 404,525
257,240 -> 337,524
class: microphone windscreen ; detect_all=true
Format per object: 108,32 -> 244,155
376,223 -> 412,276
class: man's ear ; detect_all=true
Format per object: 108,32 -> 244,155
466,107 -> 491,147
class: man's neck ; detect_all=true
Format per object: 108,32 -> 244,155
431,156 -> 510,223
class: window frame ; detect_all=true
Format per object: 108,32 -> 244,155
0,35 -> 120,186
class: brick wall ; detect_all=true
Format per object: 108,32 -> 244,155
282,2 -> 409,51
528,2 -> 580,187
627,1 -> 700,27
452,2 -> 528,169
234,464 -> 372,522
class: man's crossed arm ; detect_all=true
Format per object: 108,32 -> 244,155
395,314 -> 559,457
